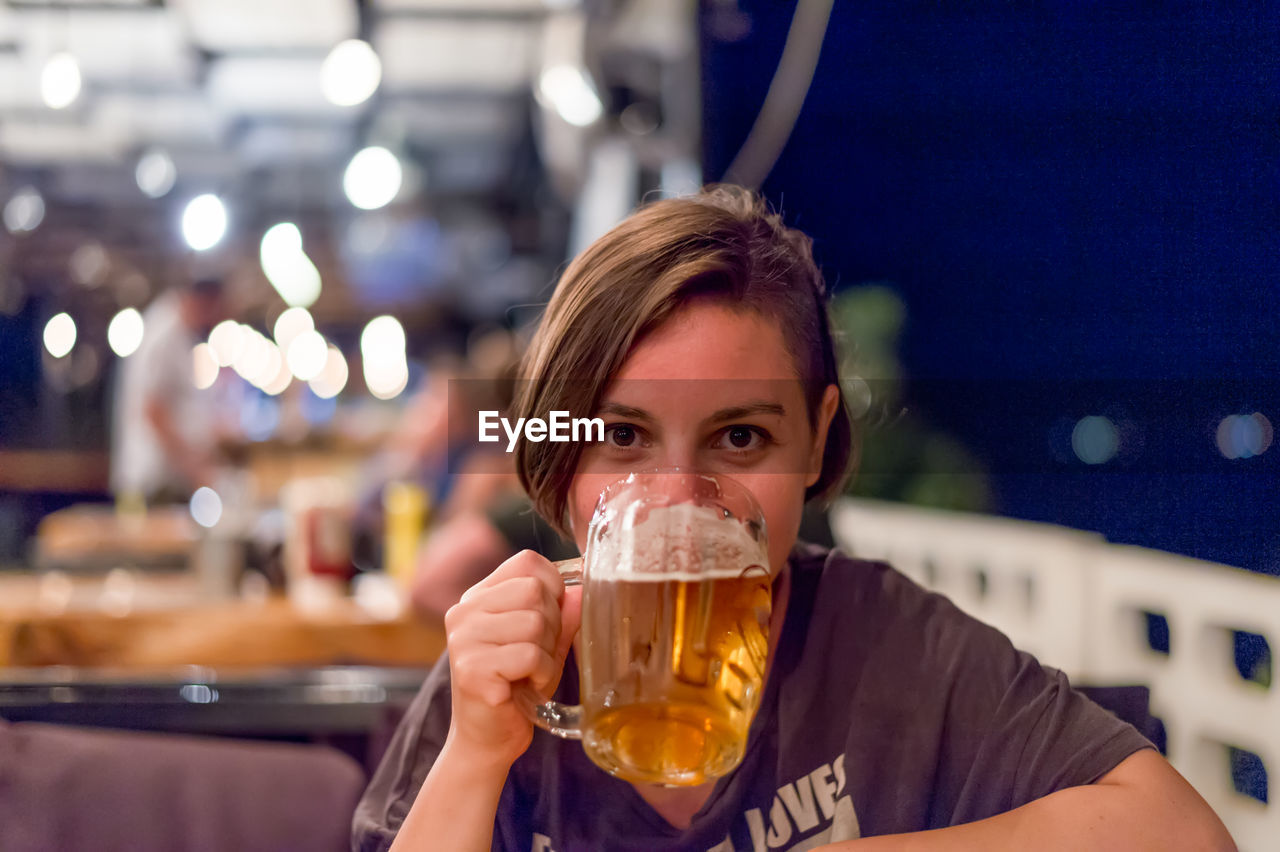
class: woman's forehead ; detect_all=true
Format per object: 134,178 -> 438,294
611,302 -> 802,383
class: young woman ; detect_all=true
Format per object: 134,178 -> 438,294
354,187 -> 1233,851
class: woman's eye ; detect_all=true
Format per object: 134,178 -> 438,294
714,426 -> 769,452
606,424 -> 640,447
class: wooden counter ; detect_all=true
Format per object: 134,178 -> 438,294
0,574 -> 444,671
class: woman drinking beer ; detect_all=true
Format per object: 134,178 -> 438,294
354,187 -> 1233,851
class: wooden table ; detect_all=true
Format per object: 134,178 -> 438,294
34,503 -> 198,571
0,571 -> 444,769
0,573 -> 445,671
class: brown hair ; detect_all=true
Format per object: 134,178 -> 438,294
513,185 -> 855,535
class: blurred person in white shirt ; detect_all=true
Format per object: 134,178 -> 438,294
110,277 -> 227,504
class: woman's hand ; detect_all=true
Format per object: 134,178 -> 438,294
442,549 -> 583,768
390,551 -> 581,852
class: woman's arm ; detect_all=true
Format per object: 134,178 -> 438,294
821,749 -> 1234,852
390,738 -> 512,852
390,550 -> 582,852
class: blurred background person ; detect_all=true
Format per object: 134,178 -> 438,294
110,276 -> 228,506
351,325 -> 576,616
406,464 -> 576,618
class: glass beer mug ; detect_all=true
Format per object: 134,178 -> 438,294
517,470 -> 771,787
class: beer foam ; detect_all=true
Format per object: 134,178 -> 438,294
592,570 -> 763,583
588,502 -> 768,579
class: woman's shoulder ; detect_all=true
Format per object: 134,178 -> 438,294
788,541 -> 1009,660
790,540 -> 942,611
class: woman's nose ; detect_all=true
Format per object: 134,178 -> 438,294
653,444 -> 698,472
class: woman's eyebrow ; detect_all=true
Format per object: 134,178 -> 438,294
595,400 -> 786,422
597,401 -> 652,421
706,401 -> 787,422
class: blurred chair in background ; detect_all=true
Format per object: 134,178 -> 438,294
0,718 -> 364,852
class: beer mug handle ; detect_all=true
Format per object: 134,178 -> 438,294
513,557 -> 585,739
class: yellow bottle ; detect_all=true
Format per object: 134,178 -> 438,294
383,481 -> 428,587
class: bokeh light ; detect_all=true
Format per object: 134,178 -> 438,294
361,314 -> 409,400
189,486 -> 223,529
1217,413 -> 1273,460
192,343 -> 220,389
286,329 -> 328,381
321,39 -> 382,107
366,362 -> 409,400
1071,415 -> 1118,465
4,187 -> 46,234
41,52 -> 81,110
538,65 -> 603,127
253,341 -> 284,390
69,242 -> 109,288
43,312 -> 77,358
232,326 -> 270,382
343,147 -> 402,211
260,223 -> 322,307
361,314 -> 406,359
273,306 -> 315,351
107,308 -> 145,357
136,148 -> 177,199
208,319 -> 245,367
261,351 -> 293,396
182,194 -> 228,251
309,345 -> 349,399
179,683 -> 219,704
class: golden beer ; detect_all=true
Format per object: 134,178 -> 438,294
515,472 -> 770,786
579,569 -> 771,786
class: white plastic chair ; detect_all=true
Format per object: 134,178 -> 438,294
830,497 -> 1278,851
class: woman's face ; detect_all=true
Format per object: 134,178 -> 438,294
568,301 -> 839,574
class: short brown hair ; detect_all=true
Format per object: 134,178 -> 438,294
514,185 -> 855,535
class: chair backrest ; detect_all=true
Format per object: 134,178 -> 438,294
830,498 -> 1100,678
1083,544 -> 1279,851
0,720 -> 367,852
830,497 -> 1279,852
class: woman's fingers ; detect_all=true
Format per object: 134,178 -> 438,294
448,605 -> 558,654
473,573 -> 559,617
445,549 -> 577,697
451,643 -> 558,705
448,573 -> 561,650
463,549 -> 567,603
440,549 -> 581,765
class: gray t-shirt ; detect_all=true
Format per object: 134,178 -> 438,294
353,543 -> 1151,851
